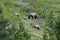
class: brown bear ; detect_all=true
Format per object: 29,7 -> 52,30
32,24 -> 40,30
14,13 -> 19,17
27,13 -> 39,19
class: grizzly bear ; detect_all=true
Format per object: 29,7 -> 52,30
27,13 -> 39,19
14,13 -> 19,17
32,24 -> 40,30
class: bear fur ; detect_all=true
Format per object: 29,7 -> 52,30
14,13 -> 19,17
27,13 -> 39,19
32,24 -> 40,30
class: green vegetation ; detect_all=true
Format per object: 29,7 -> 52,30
0,0 -> 60,40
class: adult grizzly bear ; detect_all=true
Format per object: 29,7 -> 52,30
32,24 -> 40,30
27,13 -> 39,19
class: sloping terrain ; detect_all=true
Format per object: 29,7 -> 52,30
0,0 -> 60,40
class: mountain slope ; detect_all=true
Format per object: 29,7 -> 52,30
0,0 -> 60,40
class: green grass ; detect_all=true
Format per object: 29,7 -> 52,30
0,0 -> 60,40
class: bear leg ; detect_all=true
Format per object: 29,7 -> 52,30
35,15 -> 37,19
37,27 -> 39,30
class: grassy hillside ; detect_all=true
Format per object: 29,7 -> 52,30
0,0 -> 60,40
